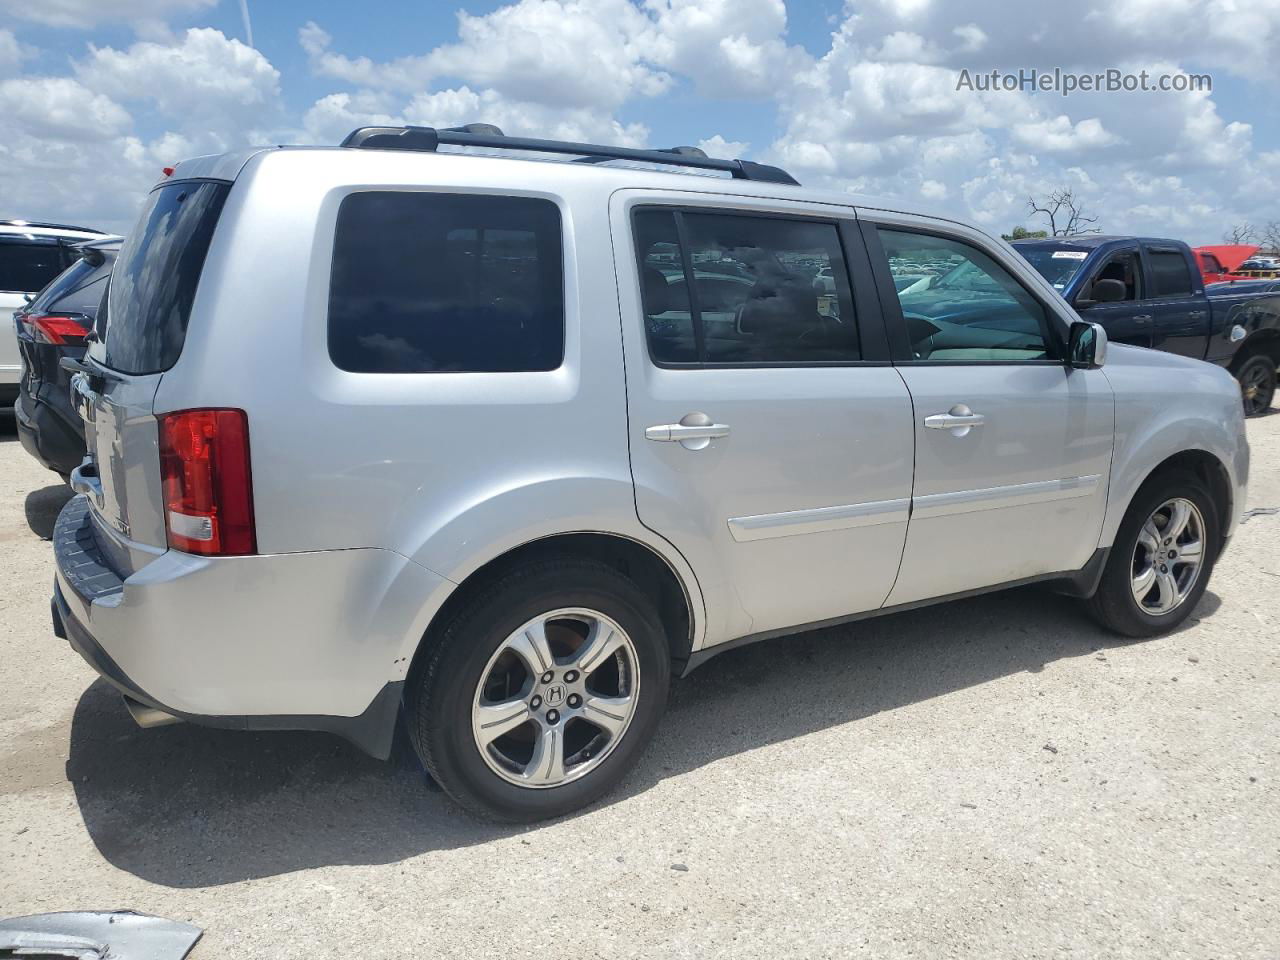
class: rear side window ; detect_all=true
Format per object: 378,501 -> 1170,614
27,258 -> 95,312
102,180 -> 230,374
633,208 -> 859,365
0,239 -> 68,294
328,192 -> 564,373
1148,251 -> 1193,297
29,254 -> 113,316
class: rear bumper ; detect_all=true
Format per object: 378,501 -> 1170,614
51,495 -> 446,758
15,382 -> 84,477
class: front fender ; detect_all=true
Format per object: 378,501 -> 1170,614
1100,356 -> 1247,546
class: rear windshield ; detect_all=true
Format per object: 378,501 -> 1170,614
0,238 -> 70,294
101,180 -> 229,374
29,255 -> 111,316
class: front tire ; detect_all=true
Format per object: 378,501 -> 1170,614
1086,469 -> 1219,638
408,557 -> 670,822
1236,352 -> 1276,417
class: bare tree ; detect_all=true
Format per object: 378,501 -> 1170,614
1223,222 -> 1258,245
1027,189 -> 1100,237
1261,221 -> 1280,255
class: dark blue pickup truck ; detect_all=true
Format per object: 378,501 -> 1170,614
1013,235 -> 1280,415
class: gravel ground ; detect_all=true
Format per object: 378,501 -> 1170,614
1,408 -> 1277,959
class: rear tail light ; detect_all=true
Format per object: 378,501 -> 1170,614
26,313 -> 90,345
158,408 -> 256,556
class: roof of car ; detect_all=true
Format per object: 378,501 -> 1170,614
0,219 -> 106,240
1011,235 -> 1185,249
165,127 -> 933,224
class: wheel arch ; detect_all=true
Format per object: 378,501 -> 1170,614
1109,448 -> 1234,553
403,531 -> 703,696
1229,328 -> 1280,371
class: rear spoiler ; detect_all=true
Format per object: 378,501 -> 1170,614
73,235 -> 124,267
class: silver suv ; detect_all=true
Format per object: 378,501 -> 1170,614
52,126 -> 1248,821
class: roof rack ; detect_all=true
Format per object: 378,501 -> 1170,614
0,219 -> 106,234
340,124 -> 800,186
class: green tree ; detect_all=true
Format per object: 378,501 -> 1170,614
1001,225 -> 1049,242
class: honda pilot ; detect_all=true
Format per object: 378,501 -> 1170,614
52,125 -> 1248,821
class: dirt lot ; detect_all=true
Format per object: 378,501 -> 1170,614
1,409 -> 1277,959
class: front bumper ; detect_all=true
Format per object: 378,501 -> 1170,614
51,495 -> 446,758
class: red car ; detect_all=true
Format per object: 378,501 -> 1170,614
1194,244 -> 1261,284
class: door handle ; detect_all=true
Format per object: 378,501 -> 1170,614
924,404 -> 985,437
1133,314 -> 1153,323
646,412 -> 730,450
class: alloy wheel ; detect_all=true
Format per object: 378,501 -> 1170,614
1240,358 -> 1275,416
471,608 -> 640,788
1130,497 -> 1205,615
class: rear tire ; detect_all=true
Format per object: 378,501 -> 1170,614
407,557 -> 670,822
1086,469 -> 1219,638
1236,352 -> 1276,417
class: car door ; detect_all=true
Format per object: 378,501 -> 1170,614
860,212 -> 1114,607
1143,244 -> 1210,359
612,190 -> 915,642
1074,245 -> 1152,348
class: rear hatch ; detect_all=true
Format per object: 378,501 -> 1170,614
16,248 -> 111,384
74,179 -> 230,575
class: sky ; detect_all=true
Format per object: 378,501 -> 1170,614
2,0 -> 1279,243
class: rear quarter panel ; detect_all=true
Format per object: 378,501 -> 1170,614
152,149 -> 707,653
1205,289 -> 1280,365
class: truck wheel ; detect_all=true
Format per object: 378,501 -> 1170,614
1236,352 -> 1276,417
1085,469 -> 1219,638
407,557 -> 670,822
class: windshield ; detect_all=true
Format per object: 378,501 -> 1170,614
1013,246 -> 1090,290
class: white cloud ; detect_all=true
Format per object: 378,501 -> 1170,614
78,28 -> 280,130
0,29 -> 33,76
0,76 -> 131,140
302,0 -> 671,111
0,27 -> 281,235
920,179 -> 947,199
1011,115 -> 1120,153
2,0 -> 1279,246
0,0 -> 215,29
697,135 -> 750,159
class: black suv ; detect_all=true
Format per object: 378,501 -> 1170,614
14,237 -> 121,478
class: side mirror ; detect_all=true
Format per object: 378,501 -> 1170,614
1068,320 -> 1108,369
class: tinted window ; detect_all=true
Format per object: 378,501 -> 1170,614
0,239 -> 67,294
634,208 -> 859,365
103,180 -> 229,374
1148,251 -> 1193,297
29,253 -> 114,317
329,192 -> 563,373
879,228 -> 1052,362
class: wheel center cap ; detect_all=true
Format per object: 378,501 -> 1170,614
544,683 -> 566,707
